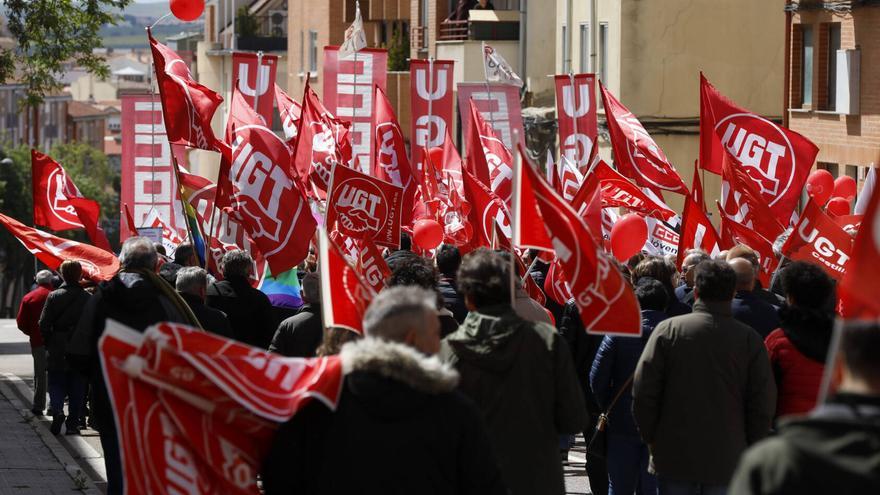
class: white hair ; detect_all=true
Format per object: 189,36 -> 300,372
363,287 -> 437,342
35,270 -> 54,286
176,266 -> 207,296
119,237 -> 158,270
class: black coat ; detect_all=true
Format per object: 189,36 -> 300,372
180,292 -> 233,339
732,290 -> 781,339
269,304 -> 323,358
262,338 -> 507,495
207,276 -> 276,349
38,283 -> 90,371
438,277 -> 468,323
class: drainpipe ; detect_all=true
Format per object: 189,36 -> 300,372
783,0 -> 792,128
519,0 -> 527,95
590,0 -> 598,77
565,0 -> 572,72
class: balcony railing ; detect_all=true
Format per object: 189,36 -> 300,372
236,13 -> 288,52
438,20 -> 468,41
438,10 -> 520,42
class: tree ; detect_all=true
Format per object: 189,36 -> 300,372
0,0 -> 133,107
386,24 -> 410,72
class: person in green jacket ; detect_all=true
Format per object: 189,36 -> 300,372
440,248 -> 587,495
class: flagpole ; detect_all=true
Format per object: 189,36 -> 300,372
567,72 -> 580,167
253,50 -> 264,123
509,128 -> 521,307
171,155 -> 199,263
481,41 -> 497,131
426,57 -> 434,178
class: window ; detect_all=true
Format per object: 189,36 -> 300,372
827,23 -> 841,110
802,25 -> 813,107
598,23 -> 608,84
817,162 -> 839,177
579,23 -> 589,73
561,24 -> 569,73
309,30 -> 318,73
845,164 -> 858,181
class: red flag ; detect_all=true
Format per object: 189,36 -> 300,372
69,198 -> 112,252
440,176 -> 474,248
465,100 -> 514,205
373,85 -> 417,226
690,160 -> 705,212
676,185 -> 722,267
718,205 -> 778,287
148,29 -> 223,152
290,81 -> 349,198
834,214 -> 863,231
334,232 -> 390,294
440,126 -> 464,191
410,59 -> 456,182
326,163 -> 403,249
511,148 -> 553,252
840,185 -> 880,318
555,74 -> 598,170
461,168 -> 511,249
0,212 -> 119,281
574,160 -> 676,221
318,228 -> 374,335
274,83 -> 302,144
516,145 -> 641,335
122,203 -> 139,238
544,259 -> 574,306
556,155 -> 584,201
700,74 -> 818,225
720,149 -> 785,241
599,82 -> 688,195
782,199 -> 853,281
222,88 -> 316,275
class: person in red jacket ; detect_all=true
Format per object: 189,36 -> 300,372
764,261 -> 835,419
16,270 -> 55,416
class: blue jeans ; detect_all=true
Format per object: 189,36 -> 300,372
606,434 -> 656,495
47,369 -> 85,427
658,477 -> 728,495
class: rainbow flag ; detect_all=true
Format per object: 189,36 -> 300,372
259,267 -> 303,309
174,162 -> 209,267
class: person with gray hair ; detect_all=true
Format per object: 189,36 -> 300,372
262,286 -> 507,495
269,272 -> 324,357
16,269 -> 56,416
67,236 -> 200,494
676,249 -> 711,307
207,249 -> 275,348
176,267 -> 232,338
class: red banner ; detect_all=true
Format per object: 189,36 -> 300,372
0,212 -> 119,281
373,86 -> 417,226
461,168 -> 511,248
676,181 -> 722,267
700,74 -> 818,225
840,186 -> 880,318
577,161 -> 677,220
782,199 -> 853,280
322,47 -> 387,172
32,150 -> 86,231
465,100 -> 515,205
232,52 -> 279,125
334,233 -> 390,294
718,206 -> 778,287
274,84 -> 301,144
290,81 -> 350,199
720,149 -> 785,242
555,74 -> 598,170
457,83 -> 525,152
544,260 -> 573,306
410,59 -> 455,181
318,228 -> 374,335
120,94 -> 189,241
327,163 -> 403,249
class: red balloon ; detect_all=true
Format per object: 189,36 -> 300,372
413,219 -> 444,250
833,175 -> 857,201
826,197 -> 851,217
805,169 -> 835,206
610,213 -> 648,261
170,0 -> 205,22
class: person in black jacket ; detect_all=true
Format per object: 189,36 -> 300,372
729,258 -> 780,339
175,266 -> 233,338
269,272 -> 323,357
38,261 -> 90,435
262,286 -> 507,495
436,244 -> 468,323
388,255 -> 460,337
207,250 -> 276,348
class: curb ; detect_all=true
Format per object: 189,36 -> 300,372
0,372 -> 104,494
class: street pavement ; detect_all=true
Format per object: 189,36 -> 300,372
0,319 -> 594,493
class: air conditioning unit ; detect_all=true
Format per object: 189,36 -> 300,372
269,10 -> 287,37
836,49 -> 860,115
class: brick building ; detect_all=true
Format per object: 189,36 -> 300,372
67,101 -> 110,151
785,1 -> 880,186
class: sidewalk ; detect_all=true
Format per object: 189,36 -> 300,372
0,376 -> 100,494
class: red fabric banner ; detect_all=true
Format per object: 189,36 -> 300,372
327,163 -> 403,249
274,84 -> 302,144
231,52 -> 278,125
720,149 -> 785,242
334,232 -> 391,294
700,73 -> 818,225
373,86 -> 417,226
120,94 -> 189,241
544,259 -> 574,306
599,82 -> 688,195
516,145 -> 641,335
782,199 -> 853,280
461,168 -> 511,249
322,47 -> 387,172
318,228 -> 374,335
0,212 -> 119,281
718,206 -> 778,287
574,161 -> 676,220
457,83 -> 525,152
554,74 -> 598,171
840,185 -> 880,318
410,59 -> 455,182
32,149 -> 86,231
465,99 -> 514,205
221,89 -> 316,275
676,181 -> 722,266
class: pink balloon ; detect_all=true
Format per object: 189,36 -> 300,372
610,213 -> 648,261
826,197 -> 851,217
413,219 -> 444,250
805,169 -> 835,206
833,175 -> 857,201
170,0 -> 205,22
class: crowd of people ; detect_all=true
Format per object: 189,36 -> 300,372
13,235 -> 880,495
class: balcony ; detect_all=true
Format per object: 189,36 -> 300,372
438,10 -> 519,42
236,12 -> 287,52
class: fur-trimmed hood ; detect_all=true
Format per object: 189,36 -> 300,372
340,338 -> 459,394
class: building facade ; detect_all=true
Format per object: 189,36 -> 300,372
785,1 -> 880,187
67,101 -> 110,151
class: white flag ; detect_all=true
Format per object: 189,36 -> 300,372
545,149 -> 555,185
483,43 -> 523,88
339,1 -> 367,59
855,165 -> 876,215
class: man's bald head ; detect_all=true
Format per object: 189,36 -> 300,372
729,257 -> 756,292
